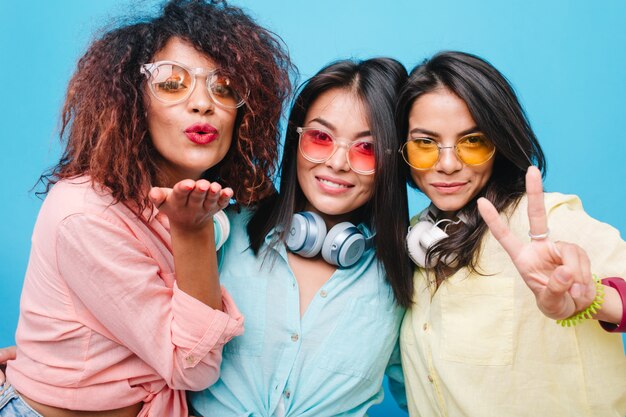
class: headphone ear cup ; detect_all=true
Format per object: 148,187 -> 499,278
406,220 -> 449,267
286,211 -> 327,257
213,210 -> 230,251
406,220 -> 433,267
321,222 -> 365,268
420,224 -> 448,248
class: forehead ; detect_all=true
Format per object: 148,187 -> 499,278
151,37 -> 219,69
408,88 -> 476,135
305,88 -> 370,135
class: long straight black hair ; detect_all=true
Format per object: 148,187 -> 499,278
396,51 -> 546,284
248,58 -> 414,307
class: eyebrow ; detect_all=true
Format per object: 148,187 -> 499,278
409,126 -> 480,137
308,117 -> 372,139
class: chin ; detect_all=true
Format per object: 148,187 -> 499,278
431,199 -> 465,214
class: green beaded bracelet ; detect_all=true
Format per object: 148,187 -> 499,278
556,276 -> 605,327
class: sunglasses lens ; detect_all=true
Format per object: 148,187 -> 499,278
348,141 -> 376,174
457,134 -> 495,165
299,129 -> 335,161
148,63 -> 192,102
209,73 -> 245,109
403,139 -> 439,169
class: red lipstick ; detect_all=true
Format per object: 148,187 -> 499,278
184,123 -> 218,145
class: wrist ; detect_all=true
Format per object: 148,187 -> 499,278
598,277 -> 626,333
556,277 -> 604,327
170,216 -> 216,237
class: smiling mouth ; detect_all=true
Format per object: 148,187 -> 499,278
317,177 -> 352,189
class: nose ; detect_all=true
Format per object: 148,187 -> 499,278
435,146 -> 463,174
325,141 -> 351,172
187,78 -> 215,114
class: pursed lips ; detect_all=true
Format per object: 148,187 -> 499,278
184,123 -> 218,145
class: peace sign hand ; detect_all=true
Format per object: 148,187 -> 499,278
477,166 -> 596,320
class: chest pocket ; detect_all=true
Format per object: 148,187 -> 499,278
438,274 -> 514,366
316,296 -> 399,380
222,271 -> 267,357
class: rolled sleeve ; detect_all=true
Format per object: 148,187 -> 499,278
171,282 -> 243,368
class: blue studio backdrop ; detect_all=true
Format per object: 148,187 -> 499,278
1,1 -> 625,416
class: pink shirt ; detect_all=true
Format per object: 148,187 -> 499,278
7,177 -> 243,416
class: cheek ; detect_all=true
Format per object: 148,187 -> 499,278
475,162 -> 495,187
146,108 -> 174,136
410,169 -> 427,189
359,175 -> 375,197
296,151 -> 311,176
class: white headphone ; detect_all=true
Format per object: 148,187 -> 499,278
213,210 -> 230,251
286,211 -> 374,268
406,205 -> 465,268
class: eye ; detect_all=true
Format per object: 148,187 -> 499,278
410,137 -> 437,148
460,134 -> 489,147
308,130 -> 334,144
155,75 -> 186,93
211,75 -> 236,98
352,141 -> 375,156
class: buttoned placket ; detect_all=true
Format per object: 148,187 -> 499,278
268,243 -> 347,416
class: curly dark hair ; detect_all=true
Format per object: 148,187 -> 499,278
41,0 -> 293,212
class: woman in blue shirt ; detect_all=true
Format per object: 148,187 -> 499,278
189,58 -> 413,416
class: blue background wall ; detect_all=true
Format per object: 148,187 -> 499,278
1,1 -> 625,416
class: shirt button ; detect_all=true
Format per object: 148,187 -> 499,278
320,290 -> 328,298
428,375 -> 434,383
284,390 -> 291,399
185,355 -> 195,364
291,333 -> 299,342
423,323 -> 428,331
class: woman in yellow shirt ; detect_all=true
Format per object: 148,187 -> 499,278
397,51 -> 626,417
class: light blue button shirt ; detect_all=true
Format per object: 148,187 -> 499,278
190,208 -> 406,417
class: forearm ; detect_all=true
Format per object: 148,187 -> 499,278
170,221 -> 222,310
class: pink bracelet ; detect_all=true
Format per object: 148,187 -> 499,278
599,278 -> 626,333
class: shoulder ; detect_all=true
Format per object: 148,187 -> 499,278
544,192 -> 583,213
222,206 -> 257,251
508,192 -> 583,224
45,177 -> 116,215
224,206 -> 254,227
38,177 -> 140,235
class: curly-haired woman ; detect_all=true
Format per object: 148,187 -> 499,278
0,1 -> 292,416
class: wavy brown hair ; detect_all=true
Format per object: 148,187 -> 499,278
40,0 -> 293,213
397,51 -> 546,285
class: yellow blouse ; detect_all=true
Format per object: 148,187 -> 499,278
401,193 -> 626,417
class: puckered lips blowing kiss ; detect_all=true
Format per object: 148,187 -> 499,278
185,123 -> 218,145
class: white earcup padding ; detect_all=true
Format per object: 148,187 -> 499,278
213,210 -> 231,251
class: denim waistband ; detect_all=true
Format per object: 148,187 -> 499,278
0,382 -> 44,416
